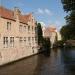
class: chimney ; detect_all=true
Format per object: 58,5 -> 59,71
14,7 -> 21,19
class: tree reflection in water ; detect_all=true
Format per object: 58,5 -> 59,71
61,47 -> 75,75
33,48 -> 51,75
0,47 -> 75,75
33,47 -> 75,75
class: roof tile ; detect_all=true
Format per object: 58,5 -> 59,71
0,6 -> 32,24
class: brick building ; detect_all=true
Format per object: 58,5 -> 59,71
0,6 -> 38,65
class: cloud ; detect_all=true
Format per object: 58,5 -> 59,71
36,8 -> 44,14
36,8 -> 53,16
55,21 -> 61,26
45,9 -> 52,16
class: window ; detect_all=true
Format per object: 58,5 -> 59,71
19,37 -> 23,47
35,27 -> 37,32
28,37 -> 30,42
32,26 -> 35,33
32,37 -> 34,42
19,25 -> 22,32
24,37 -> 26,44
32,37 -> 35,45
32,37 -> 34,43
35,37 -> 38,43
32,26 -> 33,31
34,37 -> 35,43
28,26 -> 30,31
35,37 -> 37,41
32,37 -> 34,45
3,37 -> 8,48
28,37 -> 31,45
24,26 -> 26,31
7,22 -> 11,30
19,37 -> 23,43
10,37 -> 14,47
32,19 -> 34,23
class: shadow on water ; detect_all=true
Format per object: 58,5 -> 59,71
33,55 -> 50,75
42,48 -> 51,57
33,48 -> 51,75
41,37 -> 51,57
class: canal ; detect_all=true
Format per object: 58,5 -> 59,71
0,47 -> 75,75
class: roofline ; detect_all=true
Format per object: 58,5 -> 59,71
20,21 -> 28,25
1,16 -> 16,21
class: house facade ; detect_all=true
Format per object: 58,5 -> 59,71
0,6 -> 38,65
42,25 -> 61,48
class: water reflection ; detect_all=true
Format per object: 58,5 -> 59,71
33,48 -> 63,75
42,48 -> 51,57
33,47 -> 75,75
0,47 -> 75,75
33,52 -> 51,75
61,47 -> 75,75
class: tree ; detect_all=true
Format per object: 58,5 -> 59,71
60,24 -> 75,40
60,0 -> 75,40
61,0 -> 75,12
65,11 -> 75,25
37,23 -> 43,44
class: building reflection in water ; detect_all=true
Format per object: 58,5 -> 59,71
33,47 -> 75,75
33,48 -> 64,75
0,47 -> 75,75
33,48 -> 51,75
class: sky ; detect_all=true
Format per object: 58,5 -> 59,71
0,0 -> 67,31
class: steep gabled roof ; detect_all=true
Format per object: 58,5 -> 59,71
19,14 -> 31,24
0,6 -> 15,20
44,27 -> 50,37
0,6 -> 33,24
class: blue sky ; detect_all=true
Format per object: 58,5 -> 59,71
0,0 -> 66,30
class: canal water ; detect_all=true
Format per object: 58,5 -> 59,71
0,47 -> 75,75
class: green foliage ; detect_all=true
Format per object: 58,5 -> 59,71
61,0 -> 75,12
61,0 -> 75,40
60,11 -> 75,40
65,11 -> 75,25
60,24 -> 75,40
37,23 -> 43,44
